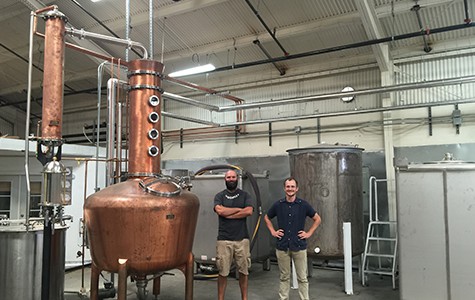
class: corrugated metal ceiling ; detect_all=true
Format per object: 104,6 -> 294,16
0,0 -> 473,112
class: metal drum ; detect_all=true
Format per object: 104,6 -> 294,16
287,145 -> 364,258
0,224 -> 67,300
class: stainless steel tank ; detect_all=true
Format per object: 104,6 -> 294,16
287,145 -> 364,258
0,224 -> 67,300
396,157 -> 475,300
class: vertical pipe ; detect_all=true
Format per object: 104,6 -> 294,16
41,209 -> 52,300
125,0 -> 130,61
107,79 -> 117,186
291,259 -> 298,289
24,11 -> 36,226
80,160 -> 89,295
116,102 -> 123,181
127,60 -> 163,176
95,62 -> 107,192
463,0 -> 471,23
343,222 -> 353,295
41,11 -> 66,140
149,0 -> 154,59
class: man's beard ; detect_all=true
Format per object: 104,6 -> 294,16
226,180 -> 238,190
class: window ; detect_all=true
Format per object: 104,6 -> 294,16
30,182 -> 42,218
0,181 -> 11,218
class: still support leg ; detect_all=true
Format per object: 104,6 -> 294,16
185,252 -> 194,300
152,275 -> 161,298
118,259 -> 128,300
90,263 -> 100,300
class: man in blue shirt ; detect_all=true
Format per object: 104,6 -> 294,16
214,169 -> 253,300
264,177 -> 321,300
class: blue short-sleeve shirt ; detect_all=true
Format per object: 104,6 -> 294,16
266,198 -> 317,251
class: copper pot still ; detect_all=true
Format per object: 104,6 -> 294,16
84,60 -> 199,298
85,177 -> 199,274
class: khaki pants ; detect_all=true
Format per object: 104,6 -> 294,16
276,249 -> 309,300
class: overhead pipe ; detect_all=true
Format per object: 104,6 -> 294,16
162,92 -> 220,111
217,75 -> 475,112
253,39 -> 286,75
244,0 -> 289,56
161,111 -> 218,126
65,27 -> 148,59
411,5 -> 432,53
212,22 -> 475,73
164,75 -> 245,130
33,14 -> 129,68
69,0 -> 142,59
221,97 -> 475,127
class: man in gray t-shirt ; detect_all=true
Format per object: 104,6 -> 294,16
214,169 -> 253,300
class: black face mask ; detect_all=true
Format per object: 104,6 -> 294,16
225,180 -> 238,191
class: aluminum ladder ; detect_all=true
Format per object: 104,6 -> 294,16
361,176 -> 398,289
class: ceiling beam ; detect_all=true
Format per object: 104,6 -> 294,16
152,0 -> 461,64
355,0 -> 391,72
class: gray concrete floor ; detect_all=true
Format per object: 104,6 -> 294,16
64,262 -> 399,299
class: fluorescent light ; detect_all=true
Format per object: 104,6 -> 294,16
168,64 -> 215,77
90,0 -> 101,2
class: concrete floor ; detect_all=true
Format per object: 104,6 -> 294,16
64,262 -> 399,300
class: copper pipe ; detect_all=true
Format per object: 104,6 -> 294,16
35,32 -> 129,68
41,12 -> 66,140
35,5 -> 58,15
164,76 -> 244,104
127,60 -> 163,176
90,264 -> 100,300
164,75 -> 245,131
117,259 -> 128,300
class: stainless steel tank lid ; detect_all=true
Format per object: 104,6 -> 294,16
287,144 -> 364,154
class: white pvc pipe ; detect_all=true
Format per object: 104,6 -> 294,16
291,258 -> 298,290
343,222 -> 353,295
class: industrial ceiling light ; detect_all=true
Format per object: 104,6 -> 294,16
168,63 -> 215,77
341,86 -> 355,102
90,0 -> 101,2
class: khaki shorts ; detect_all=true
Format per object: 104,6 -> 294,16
216,239 -> 251,276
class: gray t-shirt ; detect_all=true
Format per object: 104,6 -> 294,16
214,188 -> 253,241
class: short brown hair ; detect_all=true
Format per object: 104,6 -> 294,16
283,177 -> 298,187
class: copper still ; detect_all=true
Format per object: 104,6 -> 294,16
84,60 -> 200,300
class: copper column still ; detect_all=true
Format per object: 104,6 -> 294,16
84,60 -> 200,300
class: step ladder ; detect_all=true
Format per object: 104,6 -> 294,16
361,177 -> 398,289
